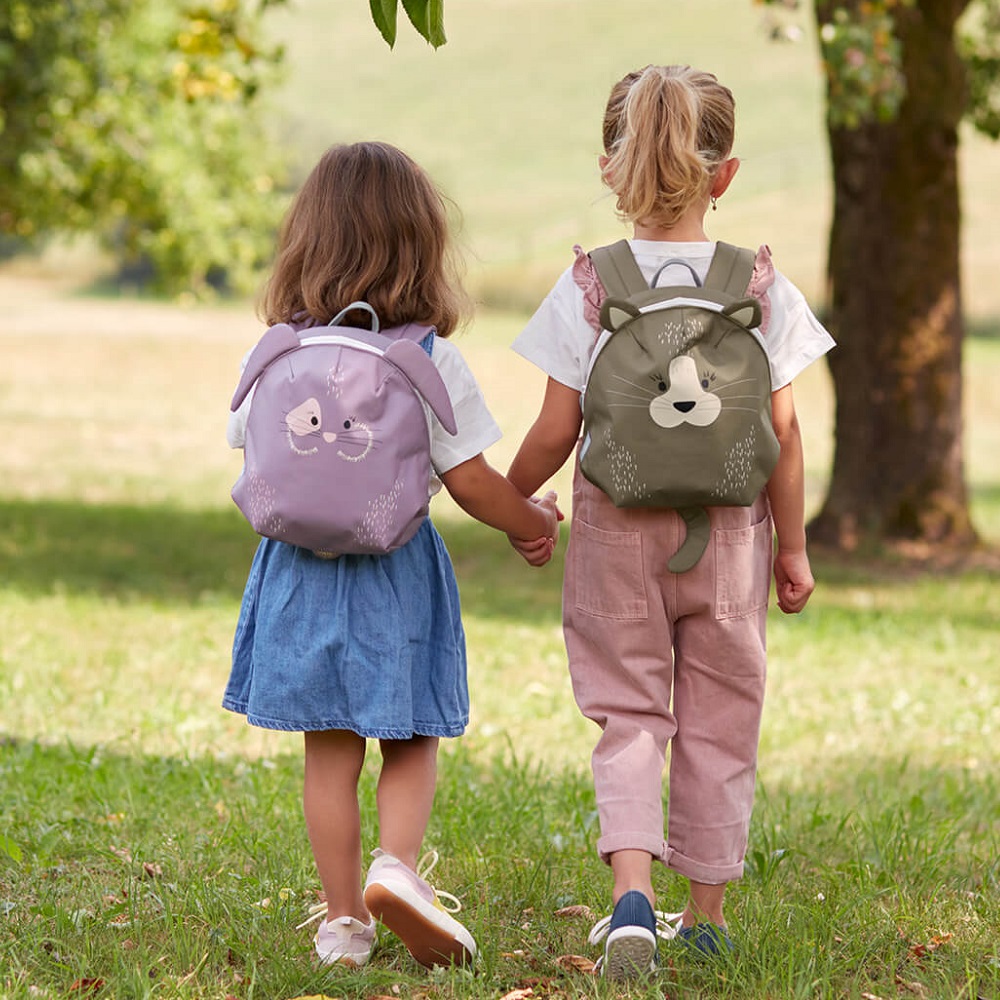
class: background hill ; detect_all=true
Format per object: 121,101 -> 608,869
262,0 -> 1000,321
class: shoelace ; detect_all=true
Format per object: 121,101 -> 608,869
295,849 -> 463,930
413,849 -> 463,914
296,901 -> 332,930
586,908 -> 683,947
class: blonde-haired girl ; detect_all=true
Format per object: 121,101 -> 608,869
508,66 -> 834,978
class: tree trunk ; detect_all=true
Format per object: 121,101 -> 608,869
809,0 -> 977,551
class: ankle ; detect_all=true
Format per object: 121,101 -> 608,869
612,885 -> 655,907
681,905 -> 725,928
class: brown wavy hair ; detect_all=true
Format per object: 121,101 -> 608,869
260,142 -> 471,337
602,65 -> 736,229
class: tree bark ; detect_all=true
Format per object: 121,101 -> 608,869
809,0 -> 977,551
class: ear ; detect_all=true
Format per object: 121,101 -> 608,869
230,323 -> 300,410
600,297 -> 641,332
384,339 -> 458,436
711,157 -> 740,201
722,296 -> 762,329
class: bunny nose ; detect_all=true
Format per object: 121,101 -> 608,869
673,401 -> 695,413
323,432 -> 337,443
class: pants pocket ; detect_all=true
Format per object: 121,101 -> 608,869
714,511 -> 773,620
571,518 -> 648,620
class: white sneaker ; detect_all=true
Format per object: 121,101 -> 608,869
363,849 -> 476,968
298,904 -> 376,967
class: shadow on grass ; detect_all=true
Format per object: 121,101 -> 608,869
0,497 -> 259,604
0,498 -> 564,623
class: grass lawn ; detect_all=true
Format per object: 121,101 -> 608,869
1,275 -> 998,999
2,1 -> 1000,994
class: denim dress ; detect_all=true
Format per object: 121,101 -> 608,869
223,518 -> 468,738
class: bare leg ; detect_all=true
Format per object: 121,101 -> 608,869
610,849 -> 655,906
303,729 -> 368,921
683,880 -> 727,927
376,735 -> 439,868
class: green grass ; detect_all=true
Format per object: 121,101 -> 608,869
1,309 -> 999,996
3,2 -> 1000,993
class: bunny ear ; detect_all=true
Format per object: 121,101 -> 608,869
230,324 -> 300,410
384,339 -> 457,436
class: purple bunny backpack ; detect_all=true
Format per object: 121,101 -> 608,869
230,301 -> 457,558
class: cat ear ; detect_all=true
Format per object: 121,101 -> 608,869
231,323 -> 300,410
599,297 -> 641,332
721,297 -> 762,330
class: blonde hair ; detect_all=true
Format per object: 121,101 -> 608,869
260,142 -> 470,337
602,65 -> 736,229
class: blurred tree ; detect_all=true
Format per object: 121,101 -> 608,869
0,0 -> 287,295
762,0 -> 999,553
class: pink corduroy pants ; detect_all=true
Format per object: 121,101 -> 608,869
563,460 -> 773,885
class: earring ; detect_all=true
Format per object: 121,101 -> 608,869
711,196 -> 718,211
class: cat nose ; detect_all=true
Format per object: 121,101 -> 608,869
323,432 -> 337,443
673,401 -> 695,413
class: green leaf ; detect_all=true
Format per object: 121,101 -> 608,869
401,0 -> 446,48
0,834 -> 22,864
369,0 -> 398,47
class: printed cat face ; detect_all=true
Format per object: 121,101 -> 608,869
285,396 -> 374,461
648,355 -> 722,429
607,351 -> 761,431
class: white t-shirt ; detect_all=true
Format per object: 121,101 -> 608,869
227,333 -> 500,483
513,240 -> 834,391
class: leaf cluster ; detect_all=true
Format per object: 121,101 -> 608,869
369,0 -> 446,48
960,0 -> 1000,138
0,0 -> 289,296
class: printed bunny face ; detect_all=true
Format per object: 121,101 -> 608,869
285,394 -> 374,462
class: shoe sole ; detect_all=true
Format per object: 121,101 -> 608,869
604,926 -> 656,981
364,882 -> 475,968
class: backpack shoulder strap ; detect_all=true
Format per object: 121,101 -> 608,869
589,240 -> 649,298
703,242 -> 756,297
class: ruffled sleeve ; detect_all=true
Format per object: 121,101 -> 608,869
748,244 -> 775,337
572,245 -> 606,337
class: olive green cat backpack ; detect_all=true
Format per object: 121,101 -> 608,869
579,240 -> 779,572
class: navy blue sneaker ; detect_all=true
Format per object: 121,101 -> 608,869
678,921 -> 735,956
587,890 -> 659,981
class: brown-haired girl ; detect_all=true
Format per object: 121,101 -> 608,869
508,66 -> 834,978
225,141 -> 559,970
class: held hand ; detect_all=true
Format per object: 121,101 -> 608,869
773,548 -> 815,614
509,491 -> 562,567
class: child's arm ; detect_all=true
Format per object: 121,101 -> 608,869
508,378 -> 583,497
766,384 -> 815,614
440,455 -> 559,567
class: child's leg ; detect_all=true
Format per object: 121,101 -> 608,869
375,735 -> 439,866
365,735 -> 477,967
685,880 -> 727,926
303,729 -> 368,920
611,849 -> 654,905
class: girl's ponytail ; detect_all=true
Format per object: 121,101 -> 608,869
602,65 -> 735,230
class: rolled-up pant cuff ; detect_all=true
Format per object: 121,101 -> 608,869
663,845 -> 744,884
596,831 -> 669,866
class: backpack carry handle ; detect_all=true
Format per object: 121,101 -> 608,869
328,301 -> 380,333
649,259 -> 702,289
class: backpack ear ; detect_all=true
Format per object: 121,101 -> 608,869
231,323 -> 300,410
721,297 -> 762,330
600,297 -> 642,332
384,339 -> 458,436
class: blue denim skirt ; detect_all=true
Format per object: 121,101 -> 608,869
223,518 -> 468,737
